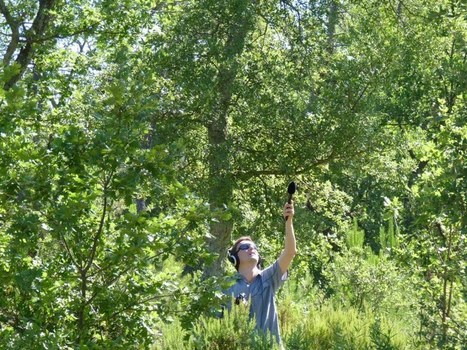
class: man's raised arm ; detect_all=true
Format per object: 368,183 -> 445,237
278,201 -> 297,274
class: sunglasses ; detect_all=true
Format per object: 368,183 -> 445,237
236,243 -> 258,252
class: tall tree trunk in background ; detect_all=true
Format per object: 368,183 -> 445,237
206,108 -> 234,277
326,0 -> 339,53
204,0 -> 254,277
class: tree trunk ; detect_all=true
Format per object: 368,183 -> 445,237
327,0 -> 339,53
204,0 -> 254,276
205,116 -> 234,277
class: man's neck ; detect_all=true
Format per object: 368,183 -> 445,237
238,265 -> 260,284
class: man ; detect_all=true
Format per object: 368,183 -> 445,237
225,201 -> 296,346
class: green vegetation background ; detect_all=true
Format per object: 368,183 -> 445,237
0,0 -> 465,349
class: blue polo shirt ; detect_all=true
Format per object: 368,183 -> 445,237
225,260 -> 288,344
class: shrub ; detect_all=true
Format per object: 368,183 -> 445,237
154,303 -> 279,350
283,303 -> 413,350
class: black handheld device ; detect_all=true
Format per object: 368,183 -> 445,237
285,182 -> 296,221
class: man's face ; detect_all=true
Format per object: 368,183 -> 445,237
236,240 -> 259,265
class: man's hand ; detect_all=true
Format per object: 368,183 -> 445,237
283,201 -> 295,221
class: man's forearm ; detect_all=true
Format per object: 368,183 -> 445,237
284,218 -> 297,257
278,202 -> 297,272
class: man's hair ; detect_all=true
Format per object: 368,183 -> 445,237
230,236 -> 254,253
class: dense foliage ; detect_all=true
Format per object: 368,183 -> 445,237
0,0 -> 465,349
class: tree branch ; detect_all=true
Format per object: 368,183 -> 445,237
59,230 -> 80,270
108,294 -> 188,320
0,0 -> 20,65
4,0 -> 57,90
233,151 -> 335,180
82,169 -> 113,274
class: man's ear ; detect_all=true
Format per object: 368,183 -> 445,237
227,249 -> 238,268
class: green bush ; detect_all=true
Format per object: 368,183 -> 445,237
154,303 -> 279,350
325,249 -> 416,316
283,302 -> 413,350
154,320 -> 188,350
276,244 -> 419,349
191,305 -> 278,350
155,279 -> 419,350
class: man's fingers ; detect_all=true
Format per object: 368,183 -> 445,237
283,202 -> 294,220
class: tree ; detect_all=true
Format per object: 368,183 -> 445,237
148,0 -> 390,275
0,0 -> 212,347
1,0 -> 465,347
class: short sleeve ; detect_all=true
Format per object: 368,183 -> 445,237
260,260 -> 288,291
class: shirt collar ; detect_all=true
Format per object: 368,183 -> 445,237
234,270 -> 263,282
